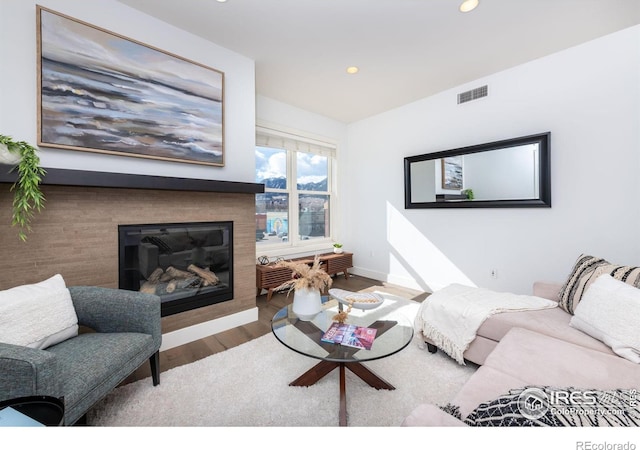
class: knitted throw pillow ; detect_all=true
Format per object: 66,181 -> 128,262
0,274 -> 78,349
463,386 -> 640,427
558,254 -> 640,314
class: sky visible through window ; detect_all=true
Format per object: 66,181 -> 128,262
255,146 -> 286,184
256,146 -> 328,188
296,152 -> 328,187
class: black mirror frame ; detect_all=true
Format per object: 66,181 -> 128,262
404,132 -> 551,209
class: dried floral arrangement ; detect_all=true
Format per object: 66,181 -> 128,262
274,255 -> 333,294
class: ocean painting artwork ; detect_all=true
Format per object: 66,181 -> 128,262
37,7 -> 224,166
441,156 -> 463,190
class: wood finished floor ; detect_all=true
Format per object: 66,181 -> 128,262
123,274 -> 428,385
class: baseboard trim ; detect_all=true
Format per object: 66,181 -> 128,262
350,266 -> 426,292
160,307 -> 259,351
349,266 -> 387,283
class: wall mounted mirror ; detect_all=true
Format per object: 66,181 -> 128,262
404,132 -> 551,208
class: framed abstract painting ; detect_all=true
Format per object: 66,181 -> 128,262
37,6 -> 225,166
441,156 -> 463,190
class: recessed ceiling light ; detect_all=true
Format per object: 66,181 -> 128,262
459,0 -> 479,13
346,66 -> 359,75
216,0 -> 227,3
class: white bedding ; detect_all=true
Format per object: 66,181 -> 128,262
415,283 -> 557,364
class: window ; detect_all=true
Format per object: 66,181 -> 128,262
255,127 -> 336,250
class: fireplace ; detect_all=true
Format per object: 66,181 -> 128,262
118,221 -> 233,316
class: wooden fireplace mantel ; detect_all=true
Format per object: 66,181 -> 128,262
0,164 -> 265,194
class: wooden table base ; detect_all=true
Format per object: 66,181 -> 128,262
289,359 -> 395,426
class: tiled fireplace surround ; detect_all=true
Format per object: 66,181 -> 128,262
0,166 -> 263,350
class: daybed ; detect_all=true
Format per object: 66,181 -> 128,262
423,280 -> 615,366
403,254 -> 640,426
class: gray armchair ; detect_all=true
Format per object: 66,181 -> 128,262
0,286 -> 161,425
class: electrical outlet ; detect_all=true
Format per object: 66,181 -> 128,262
490,269 -> 498,279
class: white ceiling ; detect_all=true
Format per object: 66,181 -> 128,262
117,0 -> 640,124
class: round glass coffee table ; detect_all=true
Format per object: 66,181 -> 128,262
271,295 -> 414,426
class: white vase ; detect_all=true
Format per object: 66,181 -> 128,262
292,287 -> 322,320
333,247 -> 343,254
0,143 -> 21,165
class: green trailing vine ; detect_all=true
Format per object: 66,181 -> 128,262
0,135 -> 46,242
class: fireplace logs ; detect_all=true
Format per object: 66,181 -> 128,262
187,264 -> 219,286
140,264 -> 220,295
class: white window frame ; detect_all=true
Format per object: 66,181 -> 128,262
256,125 -> 338,259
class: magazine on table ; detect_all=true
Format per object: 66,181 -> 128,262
321,321 -> 377,350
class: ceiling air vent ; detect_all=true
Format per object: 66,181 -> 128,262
457,85 -> 488,104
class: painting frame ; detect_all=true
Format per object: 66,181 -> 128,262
36,6 -> 225,167
441,156 -> 463,190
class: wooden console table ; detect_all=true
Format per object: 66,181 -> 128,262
256,252 -> 353,301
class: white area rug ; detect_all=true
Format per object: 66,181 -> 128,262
87,329 -> 476,427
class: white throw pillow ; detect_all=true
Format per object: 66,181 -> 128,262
570,274 -> 640,363
0,274 -> 79,350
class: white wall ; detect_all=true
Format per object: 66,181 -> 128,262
0,0 -> 256,183
345,25 -> 640,295
256,95 -> 347,147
